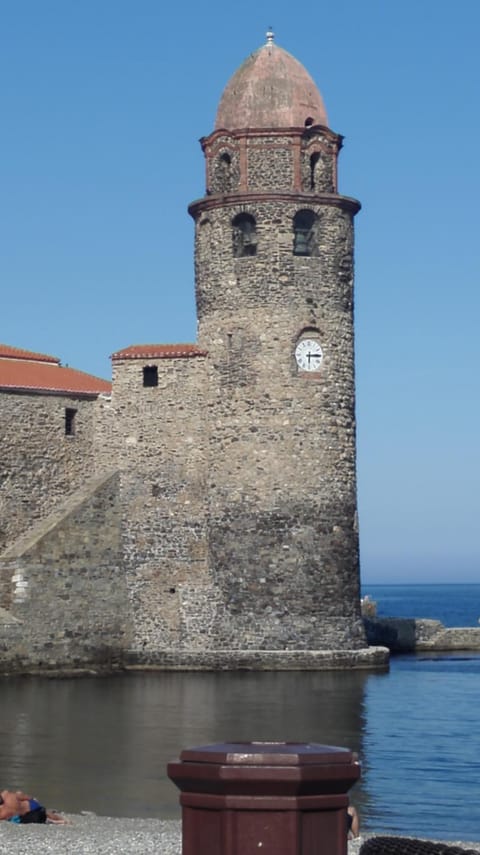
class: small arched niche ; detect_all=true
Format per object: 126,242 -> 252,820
232,212 -> 257,258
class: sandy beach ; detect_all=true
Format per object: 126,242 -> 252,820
0,816 -> 479,855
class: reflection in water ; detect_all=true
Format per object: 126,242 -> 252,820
0,671 -> 369,819
3,659 -> 479,841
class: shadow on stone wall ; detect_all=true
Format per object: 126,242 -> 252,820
0,470 -> 131,674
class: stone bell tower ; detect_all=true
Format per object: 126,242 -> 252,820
189,32 -> 370,659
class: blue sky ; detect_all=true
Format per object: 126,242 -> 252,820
1,1 -> 479,584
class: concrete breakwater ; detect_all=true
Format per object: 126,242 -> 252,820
364,617 -> 480,653
0,816 -> 479,855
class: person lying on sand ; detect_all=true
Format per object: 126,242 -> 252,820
0,789 -> 67,824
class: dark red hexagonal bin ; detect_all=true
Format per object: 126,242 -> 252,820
167,741 -> 360,855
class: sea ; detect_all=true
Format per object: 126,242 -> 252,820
361,582 -> 480,628
1,583 -> 479,842
359,582 -> 480,841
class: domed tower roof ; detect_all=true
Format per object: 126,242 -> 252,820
215,31 -> 328,131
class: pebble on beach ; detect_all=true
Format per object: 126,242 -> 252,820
0,816 -> 479,855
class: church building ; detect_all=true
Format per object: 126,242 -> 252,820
0,34 -> 386,672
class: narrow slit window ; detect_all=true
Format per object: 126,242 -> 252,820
310,152 -> 320,190
65,408 -> 77,436
143,365 -> 158,387
219,152 -> 232,192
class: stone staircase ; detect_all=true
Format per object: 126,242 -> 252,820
0,470 -> 129,673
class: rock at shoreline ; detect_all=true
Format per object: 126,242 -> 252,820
364,617 -> 480,653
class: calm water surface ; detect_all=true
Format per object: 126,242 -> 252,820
1,654 -> 480,841
362,583 -> 480,627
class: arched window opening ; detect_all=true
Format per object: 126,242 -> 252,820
232,213 -> 257,257
293,210 -> 316,256
310,152 -> 320,190
304,116 -> 315,127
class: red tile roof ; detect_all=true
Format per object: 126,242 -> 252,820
0,344 -> 111,396
0,344 -> 59,364
111,343 -> 208,360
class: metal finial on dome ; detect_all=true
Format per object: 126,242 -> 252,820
265,27 -> 275,45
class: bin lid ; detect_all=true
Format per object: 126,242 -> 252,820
179,741 -> 355,766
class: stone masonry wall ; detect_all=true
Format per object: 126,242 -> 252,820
207,135 -> 241,194
110,356 -> 212,655
0,471 -> 127,672
203,128 -> 340,196
0,391 -> 106,553
0,104 -> 376,669
301,129 -> 340,193
247,139 -> 294,190
192,188 -> 365,651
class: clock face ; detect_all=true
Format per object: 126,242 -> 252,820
295,338 -> 323,372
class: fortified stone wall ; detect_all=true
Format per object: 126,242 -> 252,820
0,39 -> 389,673
92,393 -> 117,471
0,471 -> 127,672
0,391 -> 105,553
192,191 -> 365,651
110,355 -> 212,656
